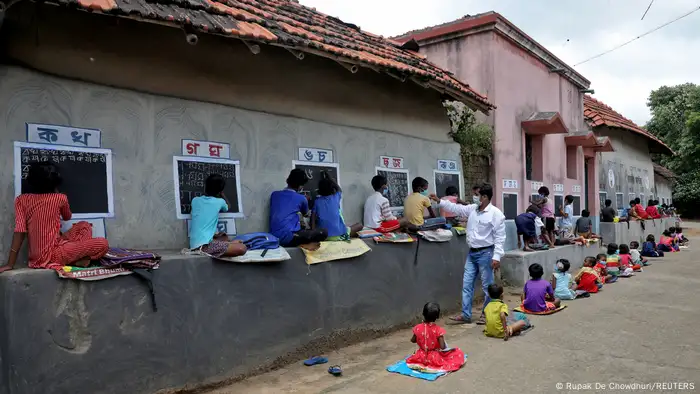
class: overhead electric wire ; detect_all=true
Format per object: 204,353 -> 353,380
574,5 -> 700,67
641,0 -> 655,20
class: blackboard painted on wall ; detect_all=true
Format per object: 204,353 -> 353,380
293,161 -> 339,207
173,156 -> 242,219
13,142 -> 114,218
376,167 -> 409,209
572,196 -> 581,216
502,193 -> 518,220
554,195 -> 564,217
434,170 -> 463,198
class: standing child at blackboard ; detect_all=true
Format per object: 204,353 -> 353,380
0,163 -> 109,273
403,177 -> 436,226
312,172 -> 362,241
270,169 -> 328,247
189,174 -> 247,258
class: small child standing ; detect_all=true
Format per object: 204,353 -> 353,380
406,302 -> 465,373
551,259 -> 588,299
574,257 -> 603,293
484,284 -> 531,341
641,235 -> 664,257
190,174 -> 247,258
312,172 -> 362,241
619,244 -> 642,272
629,241 -> 650,266
521,263 -> 560,313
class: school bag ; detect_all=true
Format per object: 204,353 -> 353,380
233,233 -> 280,250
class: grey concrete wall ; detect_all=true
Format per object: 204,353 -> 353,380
653,175 -> 673,205
0,6 -> 462,254
501,244 -> 605,287
0,238 -> 468,394
597,128 -> 656,211
599,218 -> 673,247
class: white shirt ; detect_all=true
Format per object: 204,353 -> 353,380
363,192 -> 396,228
439,200 -> 506,261
561,204 -> 574,228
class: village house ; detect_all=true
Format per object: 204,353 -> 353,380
583,95 -> 674,213
395,12 -> 613,240
653,164 -> 675,205
0,0 -> 492,252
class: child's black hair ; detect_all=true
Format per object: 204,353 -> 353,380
412,177 -> 429,192
371,175 -> 387,192
286,169 -> 309,189
422,302 -> 441,323
581,209 -> 590,217
565,194 -> 574,204
607,242 -> 618,255
605,199 -> 612,207
487,283 -> 503,300
630,241 -> 640,249
676,227 -> 683,233
526,204 -> 540,214
635,197 -> 641,204
584,256 -> 597,266
317,173 -> 338,197
528,263 -> 544,280
662,230 -> 671,236
445,186 -> 458,196
596,253 -> 607,261
619,243 -> 630,254
204,174 -> 226,197
537,186 -> 550,196
27,162 -> 62,194
669,227 -> 676,233
556,258 -> 570,273
646,234 -> 655,242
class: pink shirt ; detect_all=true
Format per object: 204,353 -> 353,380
540,201 -> 554,218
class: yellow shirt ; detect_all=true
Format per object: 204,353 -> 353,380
484,300 -> 509,338
403,193 -> 431,225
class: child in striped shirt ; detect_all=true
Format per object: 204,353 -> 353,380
1,163 -> 109,272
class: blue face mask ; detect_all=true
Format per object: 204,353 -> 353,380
420,190 -> 429,196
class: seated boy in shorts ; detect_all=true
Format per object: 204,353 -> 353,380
363,175 -> 416,232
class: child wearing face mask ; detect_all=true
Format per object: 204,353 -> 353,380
364,175 -> 401,233
403,177 -> 436,226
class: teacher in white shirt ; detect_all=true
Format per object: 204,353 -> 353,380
429,183 -> 506,324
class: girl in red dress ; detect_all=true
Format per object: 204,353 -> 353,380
406,302 -> 465,373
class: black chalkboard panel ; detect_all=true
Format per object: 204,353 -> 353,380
15,142 -> 112,216
293,162 -> 339,207
377,169 -> 409,208
174,157 -> 241,218
503,193 -> 518,220
572,196 -> 581,215
554,195 -> 564,217
434,171 -> 461,198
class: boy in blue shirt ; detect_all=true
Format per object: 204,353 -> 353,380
189,174 -> 247,257
312,172 -> 362,241
269,169 -> 328,247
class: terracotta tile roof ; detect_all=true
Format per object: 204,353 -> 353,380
55,0 -> 494,112
653,163 -> 676,180
583,95 -> 673,155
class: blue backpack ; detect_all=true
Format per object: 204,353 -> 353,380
233,233 -> 280,250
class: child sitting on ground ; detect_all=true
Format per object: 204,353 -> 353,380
190,174 -> 247,258
673,227 -> 689,246
312,172 -> 362,241
629,241 -> 650,267
521,263 -> 561,313
406,302 -> 465,373
641,234 -> 664,257
605,243 -> 626,278
403,177 -> 436,226
658,230 -> 678,253
0,162 -> 109,272
618,243 -> 641,273
551,259 -> 588,299
595,253 -> 617,283
574,256 -> 603,293
484,284 -> 531,341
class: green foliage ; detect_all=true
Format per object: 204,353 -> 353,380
444,101 -> 494,166
645,83 -> 700,214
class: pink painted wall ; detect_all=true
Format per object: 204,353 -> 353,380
420,31 -> 598,215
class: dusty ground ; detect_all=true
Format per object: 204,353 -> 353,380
204,222 -> 700,394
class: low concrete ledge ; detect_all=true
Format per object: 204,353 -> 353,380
599,218 -> 674,246
0,237 -> 468,394
500,244 -> 604,287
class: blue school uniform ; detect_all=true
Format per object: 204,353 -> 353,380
314,192 -> 347,238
